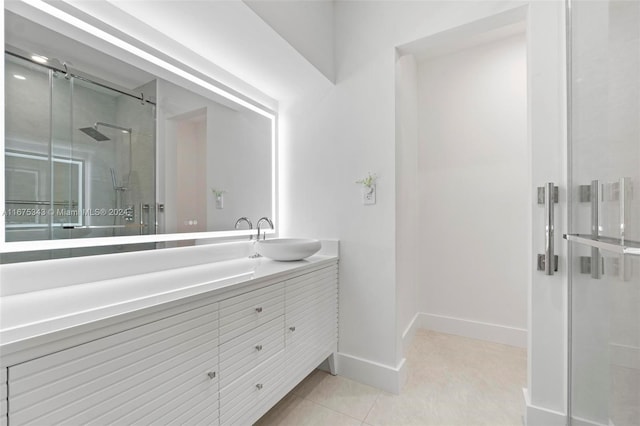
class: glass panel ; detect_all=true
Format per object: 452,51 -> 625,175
4,54 -> 52,242
570,1 -> 640,425
51,67 -> 74,239
67,77 -> 156,239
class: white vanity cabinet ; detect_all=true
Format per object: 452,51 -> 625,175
8,303 -> 221,426
218,262 -> 338,425
284,265 -> 339,389
2,258 -> 338,426
218,282 -> 286,424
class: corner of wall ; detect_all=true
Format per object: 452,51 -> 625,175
335,352 -> 406,395
401,312 -> 421,355
523,388 -> 567,426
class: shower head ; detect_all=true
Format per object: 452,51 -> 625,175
96,122 -> 131,134
79,126 -> 110,142
79,122 -> 131,142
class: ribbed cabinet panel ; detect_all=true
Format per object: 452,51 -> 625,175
1,368 -> 7,426
219,350 -> 284,425
217,281 -> 286,425
284,264 -> 338,385
240,355 -> 290,426
285,268 -> 336,297
218,263 -> 338,426
219,316 -> 284,389
219,282 -> 284,344
8,302 -> 220,426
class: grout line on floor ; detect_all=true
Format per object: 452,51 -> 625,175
361,392 -> 381,425
306,398 -> 368,423
294,370 -> 380,423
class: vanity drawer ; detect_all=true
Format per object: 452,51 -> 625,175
9,303 -> 220,426
219,316 -> 284,389
285,266 -> 337,296
219,350 -> 285,426
219,282 -> 284,343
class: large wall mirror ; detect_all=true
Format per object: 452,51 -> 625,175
2,4 -> 276,261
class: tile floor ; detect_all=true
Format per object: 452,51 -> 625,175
256,330 -> 526,426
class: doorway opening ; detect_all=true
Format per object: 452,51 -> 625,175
395,4 -> 530,389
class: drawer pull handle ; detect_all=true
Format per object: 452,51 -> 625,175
207,372 -> 216,380
255,344 -> 263,351
255,307 -> 263,313
256,383 -> 263,390
289,326 -> 296,332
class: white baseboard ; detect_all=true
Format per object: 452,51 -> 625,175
418,312 -> 527,348
342,311 -> 526,396
335,352 -> 406,394
570,416 -> 611,426
523,388 -> 566,426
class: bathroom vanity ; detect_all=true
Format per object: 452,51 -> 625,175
0,242 -> 338,425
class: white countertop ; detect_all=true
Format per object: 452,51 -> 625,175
0,254 -> 337,350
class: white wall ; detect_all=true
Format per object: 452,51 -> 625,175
280,1 -> 565,398
394,53 -> 420,358
243,0 -> 334,82
415,33 -> 528,343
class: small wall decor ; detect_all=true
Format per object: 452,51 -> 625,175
356,172 -> 377,205
211,188 -> 226,209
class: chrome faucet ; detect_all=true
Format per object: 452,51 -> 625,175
256,217 -> 274,241
234,217 -> 253,240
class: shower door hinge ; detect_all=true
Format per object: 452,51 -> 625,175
537,186 -> 559,204
579,185 -> 592,202
537,254 -> 558,272
579,255 -> 605,276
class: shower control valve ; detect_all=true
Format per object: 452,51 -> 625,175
124,205 -> 135,222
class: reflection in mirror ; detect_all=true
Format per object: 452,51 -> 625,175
6,151 -> 83,229
159,80 -> 272,234
3,8 -> 275,261
4,51 -> 157,243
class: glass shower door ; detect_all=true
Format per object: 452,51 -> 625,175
4,54 -> 54,242
568,1 -> 640,425
57,76 -> 157,239
5,51 -> 156,243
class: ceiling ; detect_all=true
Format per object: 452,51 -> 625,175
398,7 -> 527,63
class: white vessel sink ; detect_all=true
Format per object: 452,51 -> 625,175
256,238 -> 321,261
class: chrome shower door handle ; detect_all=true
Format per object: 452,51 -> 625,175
544,182 -> 556,275
537,182 -> 558,275
537,183 -> 558,273
590,180 -> 601,279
